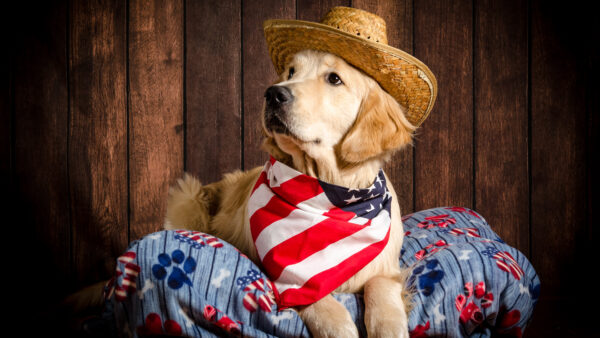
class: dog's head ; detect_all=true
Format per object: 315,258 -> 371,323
262,50 -> 415,184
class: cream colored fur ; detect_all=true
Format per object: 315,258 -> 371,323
165,50 -> 415,338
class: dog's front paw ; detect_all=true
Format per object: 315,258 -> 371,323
298,294 -> 359,338
364,276 -> 410,338
311,321 -> 359,338
365,313 -> 409,338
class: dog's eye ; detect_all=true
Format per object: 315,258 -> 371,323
327,72 -> 343,85
288,67 -> 295,80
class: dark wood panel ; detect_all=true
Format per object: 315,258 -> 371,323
69,0 -> 128,285
413,0 -> 473,210
474,0 -> 528,251
242,0 -> 295,170
527,298 -> 595,337
2,41 -> 10,191
129,0 -> 184,239
353,0 -> 414,214
12,0 -> 70,304
186,0 -> 242,182
530,0 -> 588,305
587,25 -> 599,330
1,0 -> 11,189
297,0 -> 349,21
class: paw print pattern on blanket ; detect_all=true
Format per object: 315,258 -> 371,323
203,305 -> 242,335
137,313 -> 182,336
455,281 -> 494,325
236,269 -> 276,312
152,249 -> 197,289
481,247 -> 525,280
444,206 -> 482,219
496,308 -> 523,337
417,214 -> 457,229
174,230 -> 224,249
410,259 -> 444,296
410,321 -> 431,338
98,207 -> 540,338
448,227 -> 481,238
414,240 -> 449,261
105,251 -> 141,302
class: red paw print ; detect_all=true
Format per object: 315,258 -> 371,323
410,321 -> 430,338
417,214 -> 457,229
203,305 -> 241,335
449,227 -> 481,238
496,308 -> 523,337
455,281 -> 494,325
137,313 -> 182,336
445,206 -> 481,219
415,240 -> 449,260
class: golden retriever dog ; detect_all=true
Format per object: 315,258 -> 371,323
164,49 -> 415,338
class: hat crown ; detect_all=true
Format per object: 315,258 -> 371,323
320,7 -> 388,45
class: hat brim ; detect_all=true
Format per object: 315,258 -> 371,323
264,19 -> 437,127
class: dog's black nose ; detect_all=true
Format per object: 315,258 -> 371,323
264,86 -> 293,108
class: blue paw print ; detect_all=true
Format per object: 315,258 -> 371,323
410,259 -> 444,297
152,249 -> 197,289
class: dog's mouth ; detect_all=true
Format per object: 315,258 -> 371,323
264,110 -> 321,145
264,111 -> 290,135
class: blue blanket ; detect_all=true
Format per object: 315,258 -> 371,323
98,207 -> 539,337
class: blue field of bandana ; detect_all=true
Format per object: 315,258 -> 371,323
95,206 -> 539,337
319,169 -> 391,218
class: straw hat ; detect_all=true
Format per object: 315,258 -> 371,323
263,7 -> 437,127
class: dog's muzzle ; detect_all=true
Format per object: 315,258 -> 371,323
264,85 -> 294,134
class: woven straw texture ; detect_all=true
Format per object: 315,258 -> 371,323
263,7 -> 437,126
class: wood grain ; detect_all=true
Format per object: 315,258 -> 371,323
296,0 -> 349,21
353,0 -> 414,215
186,0 -> 242,182
474,0 -> 528,251
69,0 -> 128,285
129,0 -> 184,239
587,23 -> 599,326
530,0 -> 588,302
413,0 -> 473,210
527,2 -> 596,331
242,0 -> 295,170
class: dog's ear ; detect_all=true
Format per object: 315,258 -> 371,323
338,86 -> 415,163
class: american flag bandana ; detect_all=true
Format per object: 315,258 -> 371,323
248,157 -> 392,308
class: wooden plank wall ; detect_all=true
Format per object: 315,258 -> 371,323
7,0 -> 596,336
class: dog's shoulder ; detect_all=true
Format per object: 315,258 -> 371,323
218,166 -> 263,207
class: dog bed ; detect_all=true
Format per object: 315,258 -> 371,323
93,206 -> 539,337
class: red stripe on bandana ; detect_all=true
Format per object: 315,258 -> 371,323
250,194 -> 296,241
270,173 -> 324,206
275,228 -> 390,308
260,217 -> 372,281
